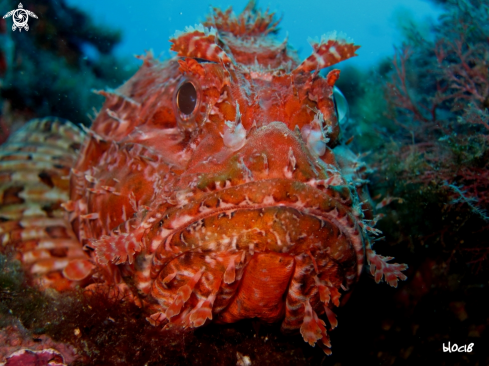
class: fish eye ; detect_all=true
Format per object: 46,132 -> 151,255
333,86 -> 349,125
176,81 -> 198,115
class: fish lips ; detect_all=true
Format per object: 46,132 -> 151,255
149,178 -> 365,285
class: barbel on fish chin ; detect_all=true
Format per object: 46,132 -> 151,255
0,3 -> 407,355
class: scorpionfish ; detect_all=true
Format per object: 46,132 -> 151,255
0,3 -> 407,354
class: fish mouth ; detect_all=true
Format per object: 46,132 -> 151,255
150,178 -> 365,284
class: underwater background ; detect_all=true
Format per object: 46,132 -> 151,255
0,0 -> 488,365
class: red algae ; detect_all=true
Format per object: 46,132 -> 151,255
331,0 -> 489,364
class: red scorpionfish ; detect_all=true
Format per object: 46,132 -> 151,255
0,4 -> 407,354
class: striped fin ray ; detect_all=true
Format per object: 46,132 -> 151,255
0,117 -> 93,291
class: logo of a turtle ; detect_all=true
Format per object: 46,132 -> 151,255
3,3 -> 38,32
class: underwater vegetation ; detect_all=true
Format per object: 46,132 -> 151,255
0,0 -> 136,144
337,0 -> 488,364
356,0 -> 489,273
0,1 -> 487,366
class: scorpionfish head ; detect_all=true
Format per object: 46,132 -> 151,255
65,4 -> 406,354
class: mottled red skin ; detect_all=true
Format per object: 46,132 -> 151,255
0,4 -> 407,355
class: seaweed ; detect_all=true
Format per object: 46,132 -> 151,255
346,0 -> 489,271
336,0 -> 489,363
